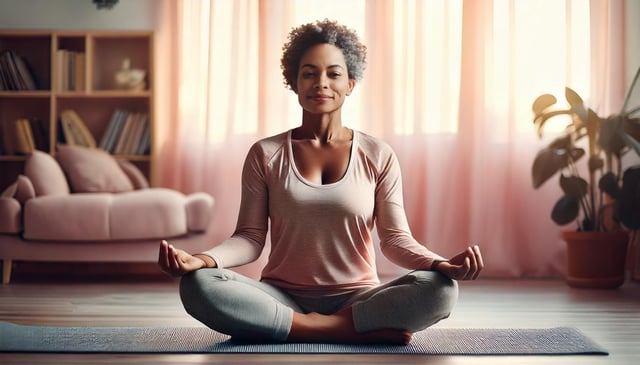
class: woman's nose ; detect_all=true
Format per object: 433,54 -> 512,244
314,74 -> 328,88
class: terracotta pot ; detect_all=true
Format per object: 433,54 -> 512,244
561,231 -> 629,289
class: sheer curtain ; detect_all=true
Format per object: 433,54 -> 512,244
155,0 -> 629,278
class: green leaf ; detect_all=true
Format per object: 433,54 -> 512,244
568,147 -> 586,161
598,172 -> 620,199
560,175 -> 588,198
532,94 -> 557,116
588,154 -> 604,172
565,87 -> 584,105
548,135 -> 572,149
532,148 -> 570,188
565,87 -> 589,122
551,195 -> 580,225
599,116 -> 626,155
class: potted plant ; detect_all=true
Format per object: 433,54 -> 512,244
531,67 -> 640,288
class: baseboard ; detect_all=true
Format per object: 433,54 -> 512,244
4,261 -> 174,283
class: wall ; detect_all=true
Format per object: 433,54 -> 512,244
0,0 -> 159,30
626,0 -> 640,93
2,0 -> 638,84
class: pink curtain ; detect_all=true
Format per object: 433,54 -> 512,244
154,0 -> 630,278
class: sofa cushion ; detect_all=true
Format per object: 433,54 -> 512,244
24,150 -> 70,196
23,194 -> 112,241
22,188 -> 191,241
57,145 -> 134,193
109,188 -> 187,240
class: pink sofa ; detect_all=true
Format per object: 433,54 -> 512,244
0,146 -> 215,284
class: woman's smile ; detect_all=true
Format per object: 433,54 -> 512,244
310,94 -> 333,101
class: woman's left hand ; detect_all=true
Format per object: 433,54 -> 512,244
434,245 -> 484,280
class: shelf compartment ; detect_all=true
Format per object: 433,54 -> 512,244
55,96 -> 151,152
90,34 -> 152,92
0,33 -> 51,91
53,34 -> 87,93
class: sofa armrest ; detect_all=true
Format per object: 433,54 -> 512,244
0,197 -> 22,234
185,193 -> 215,232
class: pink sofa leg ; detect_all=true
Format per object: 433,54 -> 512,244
2,259 -> 11,285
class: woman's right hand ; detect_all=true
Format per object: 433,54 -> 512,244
158,240 -> 206,277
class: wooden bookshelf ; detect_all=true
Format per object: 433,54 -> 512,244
0,30 -> 155,190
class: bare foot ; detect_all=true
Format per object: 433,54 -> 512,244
287,308 -> 412,345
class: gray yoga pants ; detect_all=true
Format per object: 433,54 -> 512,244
180,268 -> 458,342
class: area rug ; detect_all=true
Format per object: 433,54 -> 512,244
0,322 -> 607,355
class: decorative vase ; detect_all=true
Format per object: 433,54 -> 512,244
114,58 -> 146,91
562,231 -> 629,289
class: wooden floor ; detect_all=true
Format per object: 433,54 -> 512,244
0,276 -> 639,365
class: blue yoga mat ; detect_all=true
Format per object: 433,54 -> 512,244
0,322 -> 607,355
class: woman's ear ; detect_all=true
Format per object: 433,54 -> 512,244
346,79 -> 356,96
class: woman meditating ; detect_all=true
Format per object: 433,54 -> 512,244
158,19 -> 483,345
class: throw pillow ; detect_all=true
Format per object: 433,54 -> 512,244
0,175 -> 35,203
117,159 -> 149,189
24,150 -> 70,196
56,145 -> 134,193
14,175 -> 36,203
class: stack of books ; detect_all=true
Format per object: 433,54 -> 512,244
1,118 -> 47,155
0,50 -> 38,91
55,49 -> 85,92
99,109 -> 150,155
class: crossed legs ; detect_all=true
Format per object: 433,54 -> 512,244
180,269 -> 458,344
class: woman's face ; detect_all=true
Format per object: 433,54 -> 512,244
295,43 -> 355,115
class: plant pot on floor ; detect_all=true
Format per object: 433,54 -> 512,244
562,231 -> 629,289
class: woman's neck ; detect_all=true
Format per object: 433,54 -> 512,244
294,111 -> 349,143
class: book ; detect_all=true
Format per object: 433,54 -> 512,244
113,112 -> 136,154
120,113 -> 138,154
15,119 -> 35,154
0,62 -> 8,90
131,113 -> 149,155
28,118 -> 48,151
100,110 -> 151,155
0,50 -> 38,91
74,52 -> 85,91
12,53 -> 37,90
99,109 -> 125,152
136,120 -> 151,155
68,51 -> 75,90
125,113 -> 147,155
55,49 -> 66,91
0,51 -> 19,90
59,109 -> 96,148
54,49 -> 86,92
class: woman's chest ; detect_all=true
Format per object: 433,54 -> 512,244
291,140 -> 352,185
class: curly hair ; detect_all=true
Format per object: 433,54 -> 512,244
280,19 -> 367,90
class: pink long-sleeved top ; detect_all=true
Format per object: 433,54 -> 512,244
203,129 -> 445,296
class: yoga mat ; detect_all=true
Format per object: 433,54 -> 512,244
0,322 -> 607,355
